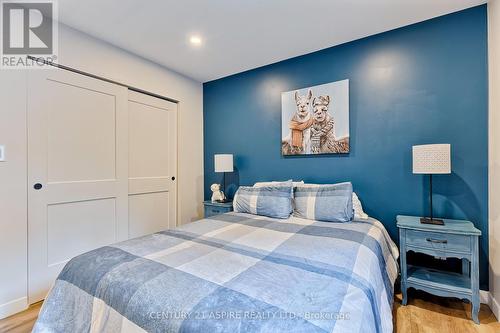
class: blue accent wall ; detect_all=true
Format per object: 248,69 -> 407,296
203,6 -> 488,288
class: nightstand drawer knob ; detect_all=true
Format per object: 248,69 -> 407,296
426,238 -> 447,244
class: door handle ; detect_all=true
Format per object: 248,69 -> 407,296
171,176 -> 175,181
426,238 -> 447,244
33,183 -> 43,190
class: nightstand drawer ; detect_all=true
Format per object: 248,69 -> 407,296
204,205 -> 232,218
406,229 -> 471,253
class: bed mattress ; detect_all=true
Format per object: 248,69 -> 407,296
33,212 -> 398,333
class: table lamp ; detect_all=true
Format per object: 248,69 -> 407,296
412,144 -> 451,225
214,154 -> 233,203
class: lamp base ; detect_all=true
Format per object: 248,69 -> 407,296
420,217 -> 444,225
215,199 -> 231,204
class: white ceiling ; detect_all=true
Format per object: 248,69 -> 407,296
57,0 -> 487,82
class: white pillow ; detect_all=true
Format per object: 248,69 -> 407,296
300,183 -> 368,219
254,180 -> 304,188
352,192 -> 368,219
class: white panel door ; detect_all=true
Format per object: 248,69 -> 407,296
128,91 -> 177,238
27,69 -> 128,303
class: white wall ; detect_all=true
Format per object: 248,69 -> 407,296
0,23 -> 204,319
489,0 -> 500,320
0,71 -> 28,319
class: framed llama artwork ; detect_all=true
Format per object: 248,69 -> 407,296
281,79 -> 349,156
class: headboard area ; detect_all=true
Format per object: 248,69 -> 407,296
203,6 -> 488,288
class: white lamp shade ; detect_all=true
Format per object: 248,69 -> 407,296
214,154 -> 233,172
412,144 -> 451,174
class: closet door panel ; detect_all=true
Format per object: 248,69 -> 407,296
128,91 -> 177,239
46,198 -> 116,265
46,80 -> 116,182
129,192 -> 170,238
129,100 -> 170,178
27,69 -> 128,303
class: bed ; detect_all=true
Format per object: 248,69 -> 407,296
33,212 -> 398,333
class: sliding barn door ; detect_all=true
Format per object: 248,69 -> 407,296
27,69 -> 128,303
128,91 -> 177,238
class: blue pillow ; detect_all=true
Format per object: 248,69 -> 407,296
233,182 -> 293,219
294,182 -> 354,222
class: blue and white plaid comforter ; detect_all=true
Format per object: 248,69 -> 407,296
34,212 -> 399,333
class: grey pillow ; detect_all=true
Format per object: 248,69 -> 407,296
294,182 -> 354,222
234,182 -> 293,219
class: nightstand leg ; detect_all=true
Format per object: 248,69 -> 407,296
399,229 -> 408,306
471,237 -> 480,324
462,258 -> 470,276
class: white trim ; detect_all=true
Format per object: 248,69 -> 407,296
0,297 -> 28,320
479,290 -> 499,321
490,293 -> 500,321
480,290 -> 490,304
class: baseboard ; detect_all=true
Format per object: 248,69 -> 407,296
480,289 -> 490,304
490,293 -> 500,321
0,297 -> 28,320
479,290 -> 500,321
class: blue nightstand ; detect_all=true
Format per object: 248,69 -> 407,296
203,200 -> 233,218
397,215 -> 481,324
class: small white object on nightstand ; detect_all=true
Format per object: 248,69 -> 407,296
0,145 -> 5,161
210,183 -> 226,202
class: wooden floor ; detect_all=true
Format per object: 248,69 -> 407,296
393,290 -> 500,332
0,302 -> 41,333
0,291 -> 499,332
